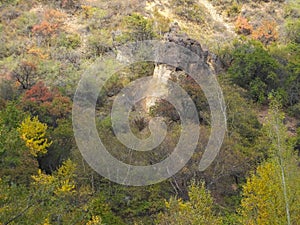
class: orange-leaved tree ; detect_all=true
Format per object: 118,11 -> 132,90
22,81 -> 72,125
252,20 -> 278,45
32,9 -> 66,44
235,16 -> 253,35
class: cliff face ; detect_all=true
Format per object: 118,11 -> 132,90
147,24 -> 224,110
116,23 -> 224,111
163,23 -> 224,73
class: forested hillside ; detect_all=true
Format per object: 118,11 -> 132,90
0,0 -> 300,224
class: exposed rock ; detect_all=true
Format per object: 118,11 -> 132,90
164,28 -> 206,60
163,24 -> 224,73
207,52 -> 224,74
115,24 -> 225,112
169,21 -> 181,33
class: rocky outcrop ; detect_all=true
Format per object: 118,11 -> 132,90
163,23 -> 224,74
163,23 -> 208,61
116,23 -> 224,111
143,24 -> 210,110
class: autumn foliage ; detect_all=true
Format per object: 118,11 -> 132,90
44,9 -> 66,24
18,116 -> 52,157
235,16 -> 253,35
32,9 -> 66,39
23,81 -> 53,103
252,20 -> 278,45
22,81 -> 72,124
32,21 -> 59,37
31,159 -> 76,196
27,47 -> 49,59
235,16 -> 278,45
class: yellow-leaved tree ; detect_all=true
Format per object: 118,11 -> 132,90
240,161 -> 287,224
239,97 -> 300,225
18,116 -> 52,157
156,181 -> 223,225
86,215 -> 103,225
31,159 -> 76,197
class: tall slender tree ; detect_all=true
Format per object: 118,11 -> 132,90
240,96 -> 300,225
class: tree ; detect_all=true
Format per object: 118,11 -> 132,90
22,81 -> 53,103
0,158 -> 120,225
32,20 -> 59,37
0,102 -> 39,185
285,19 -> 300,44
269,42 -> 300,108
0,156 -> 123,225
239,97 -> 300,225
32,9 -> 66,45
156,181 -> 223,225
22,81 -> 72,125
235,16 -> 253,35
18,116 -> 52,157
85,216 -> 103,225
240,161 -> 287,225
228,40 -> 280,102
60,0 -> 81,9
31,159 -> 76,197
39,118 -> 74,173
252,20 -> 278,45
1,159 -> 76,224
0,178 -> 32,224
12,61 -> 38,89
295,127 -> 300,153
1,160 -> 77,224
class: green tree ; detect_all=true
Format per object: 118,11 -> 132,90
39,118 -> 74,173
171,0 -> 206,23
228,40 -> 280,102
269,42 -> 300,108
0,102 -> 38,185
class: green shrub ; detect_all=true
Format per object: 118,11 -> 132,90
60,0 -> 81,9
88,29 -> 112,57
171,0 -> 206,23
56,33 -> 81,49
122,13 -> 156,41
249,77 -> 268,103
12,12 -> 38,35
0,80 -> 16,101
289,103 -> 300,119
285,19 -> 300,44
228,40 -> 280,102
0,0 -> 21,7
153,9 -> 171,36
81,5 -> 107,30
270,43 -> 300,106
0,5 -> 21,23
225,2 -> 241,18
